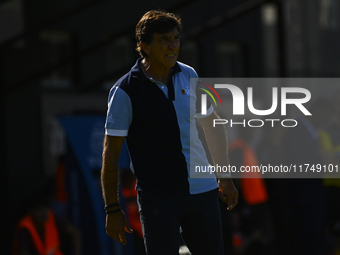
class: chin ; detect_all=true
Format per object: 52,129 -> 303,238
165,58 -> 177,67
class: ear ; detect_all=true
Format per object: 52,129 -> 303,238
140,42 -> 150,56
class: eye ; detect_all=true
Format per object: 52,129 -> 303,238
161,36 -> 168,42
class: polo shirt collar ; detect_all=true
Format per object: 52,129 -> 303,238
131,58 -> 182,82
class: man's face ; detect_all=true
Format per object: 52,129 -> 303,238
144,28 -> 180,69
30,205 -> 49,225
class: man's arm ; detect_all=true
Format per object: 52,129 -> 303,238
101,135 -> 133,245
198,111 -> 238,211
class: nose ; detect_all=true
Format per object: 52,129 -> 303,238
169,38 -> 179,50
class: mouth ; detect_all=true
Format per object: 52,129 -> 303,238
166,53 -> 176,58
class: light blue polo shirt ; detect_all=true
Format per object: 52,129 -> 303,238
105,59 -> 218,194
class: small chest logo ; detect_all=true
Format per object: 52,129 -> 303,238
181,88 -> 190,95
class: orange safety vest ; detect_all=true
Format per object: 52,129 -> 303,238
14,211 -> 63,255
229,138 -> 268,205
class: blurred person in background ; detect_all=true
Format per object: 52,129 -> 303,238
121,169 -> 146,255
229,125 -> 276,255
101,9 -> 238,255
257,124 -> 291,255
13,186 -> 81,255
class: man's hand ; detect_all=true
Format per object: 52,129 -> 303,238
102,135 -> 133,244
218,178 -> 238,211
106,210 -> 133,245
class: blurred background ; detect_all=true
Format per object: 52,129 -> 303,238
2,0 -> 340,254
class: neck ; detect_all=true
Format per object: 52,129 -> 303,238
142,59 -> 172,85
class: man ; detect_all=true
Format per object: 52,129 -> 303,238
14,200 -> 63,255
101,10 -> 238,255
13,191 -> 81,255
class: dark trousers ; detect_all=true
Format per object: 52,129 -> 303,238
137,188 -> 224,255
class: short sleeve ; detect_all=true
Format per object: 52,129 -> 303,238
105,86 -> 132,136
